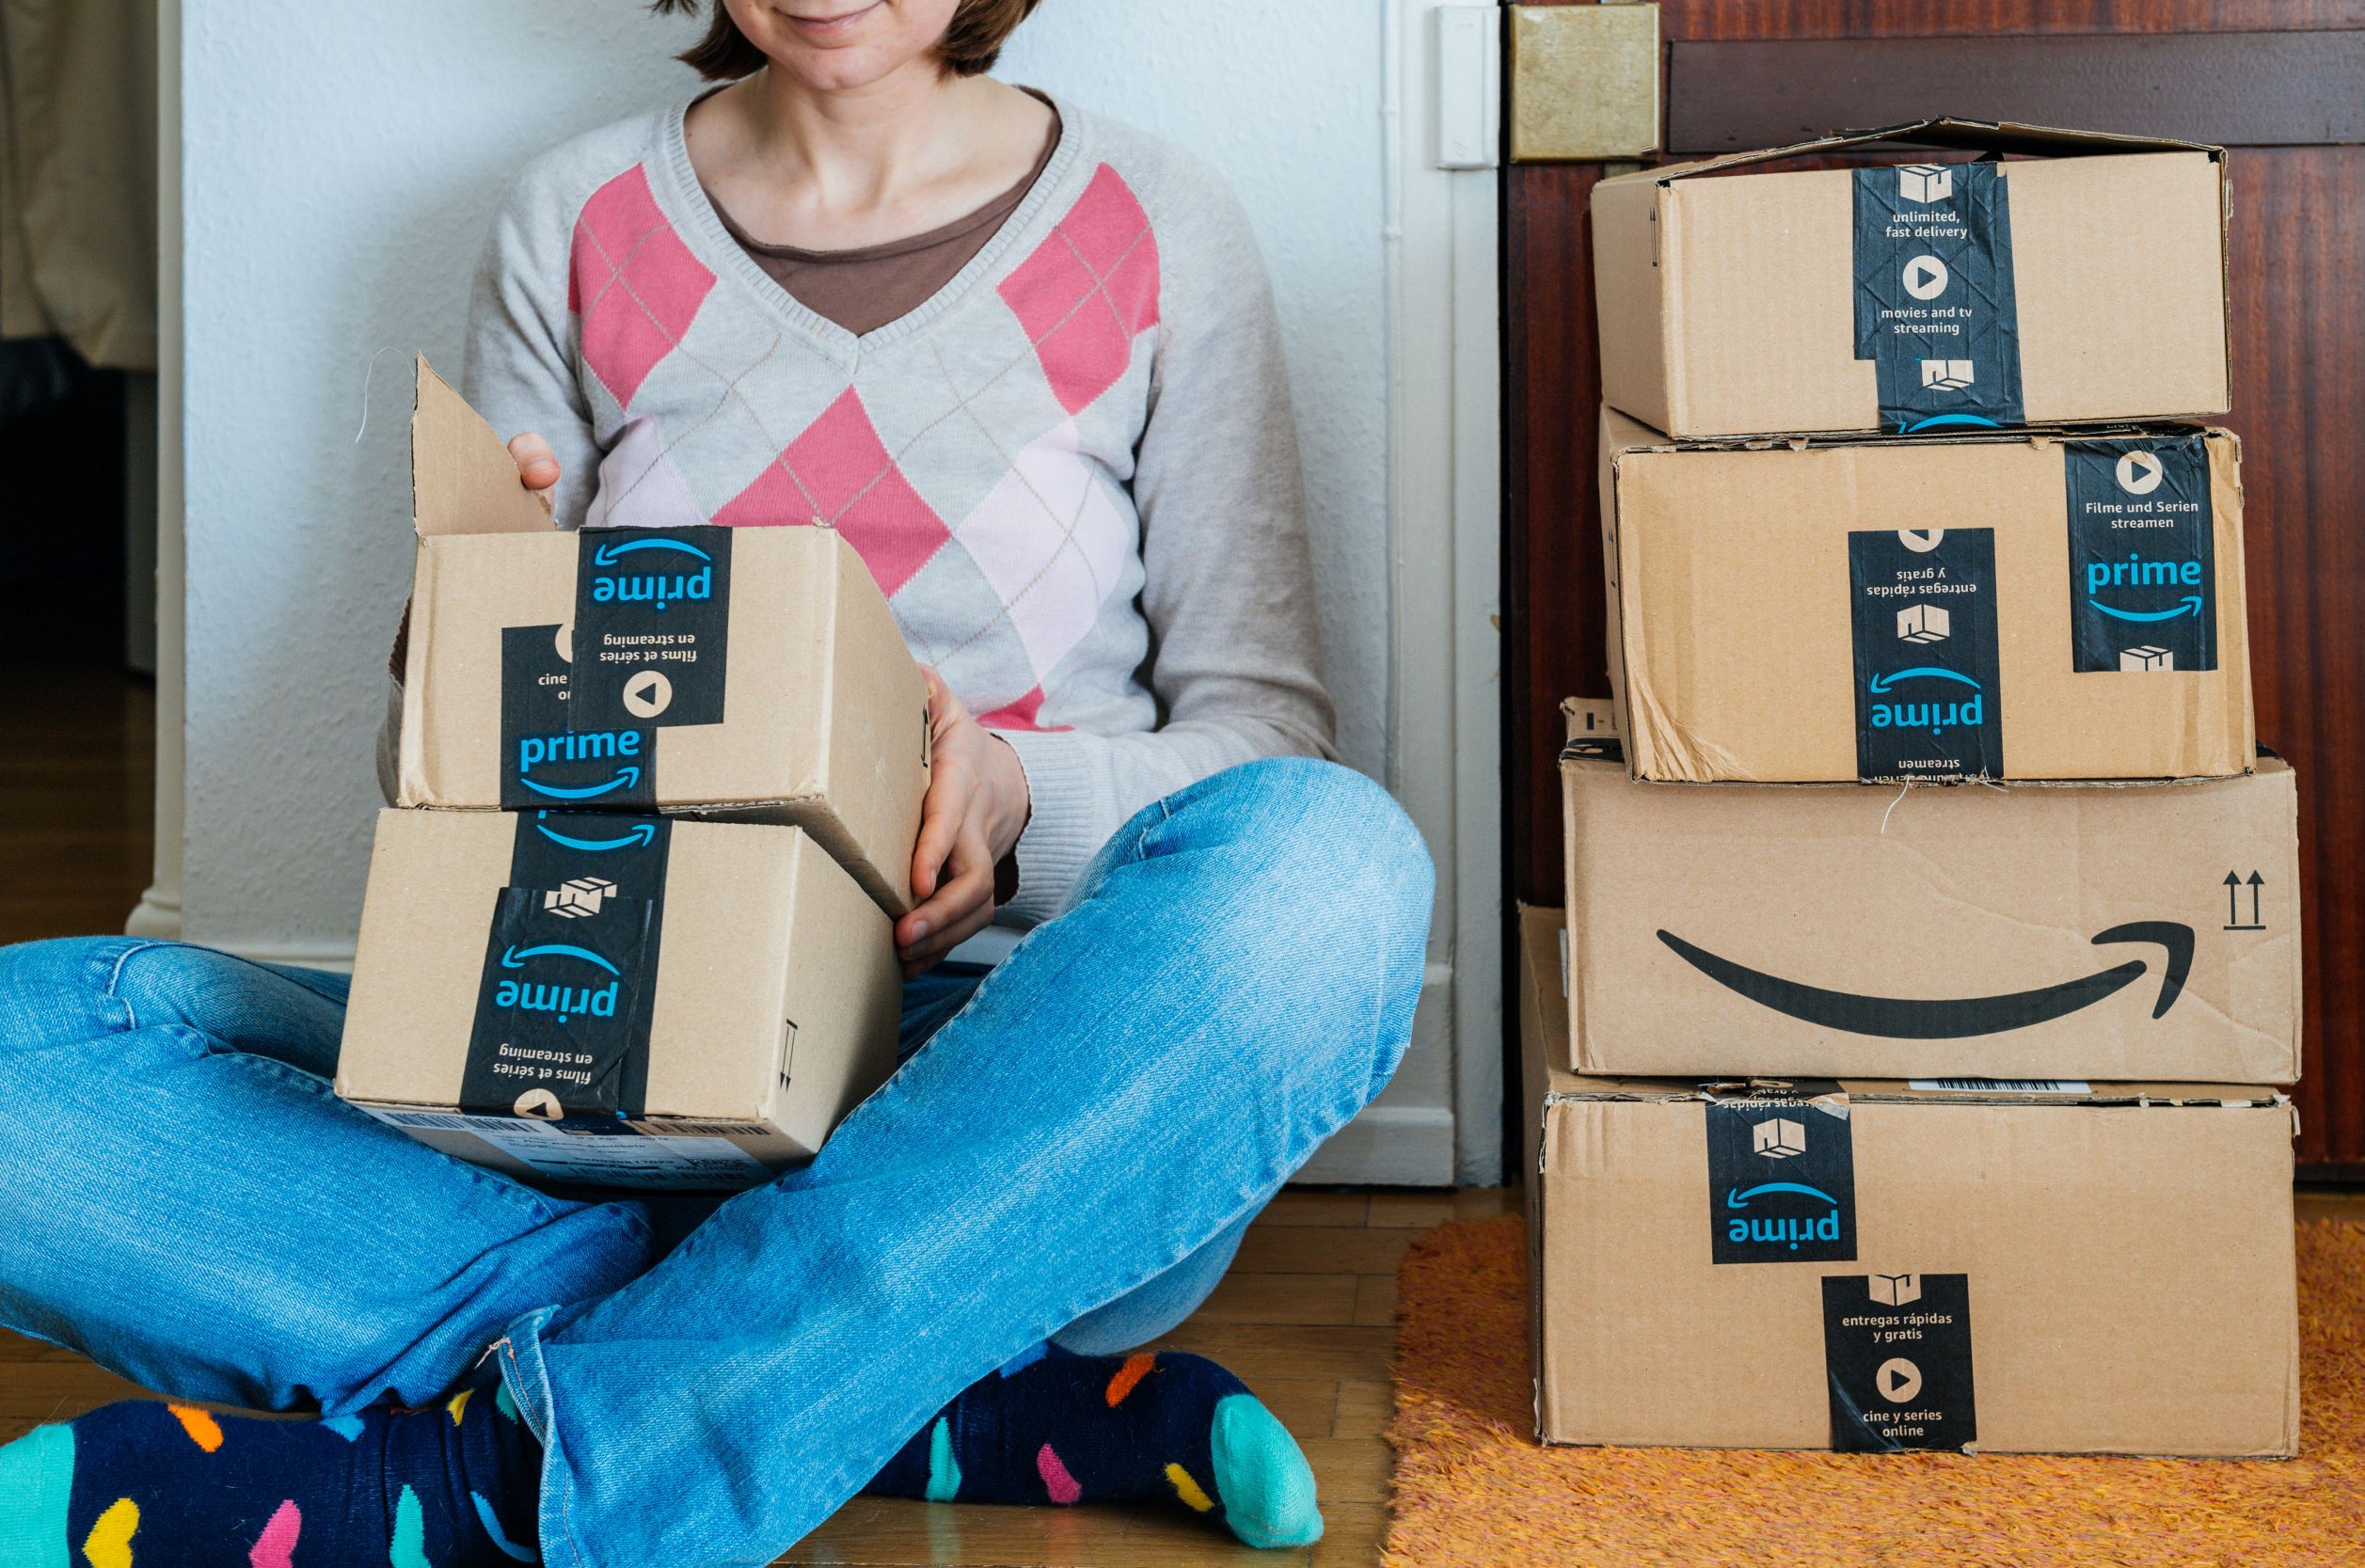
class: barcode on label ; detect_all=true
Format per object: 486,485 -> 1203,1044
628,1120 -> 762,1137
375,1112 -> 487,1131
1908,1078 -> 2091,1094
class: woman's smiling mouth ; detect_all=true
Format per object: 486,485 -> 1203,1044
782,2 -> 884,40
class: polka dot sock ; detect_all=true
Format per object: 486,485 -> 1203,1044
0,1368 -> 539,1568
865,1343 -> 1322,1548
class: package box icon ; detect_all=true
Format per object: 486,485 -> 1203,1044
1920,358 -> 1976,391
1897,164 -> 1954,204
2122,644 -> 2175,672
1897,603 -> 1951,644
543,877 -> 616,919
1870,1273 -> 1923,1307
1753,1117 -> 1808,1159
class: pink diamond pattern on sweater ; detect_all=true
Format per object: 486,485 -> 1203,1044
999,165 -> 1161,415
714,387 -> 951,597
976,686 -> 1058,732
957,420 -> 1133,684
569,166 -> 716,410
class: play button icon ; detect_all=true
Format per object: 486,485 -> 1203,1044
1876,1357 -> 1923,1403
515,1088 -> 564,1120
1902,255 -> 1950,301
622,669 -> 675,720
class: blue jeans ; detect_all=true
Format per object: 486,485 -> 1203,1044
0,759 -> 1431,1567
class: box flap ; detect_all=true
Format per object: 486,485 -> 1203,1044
411,356 -> 557,539
1605,117 -> 2223,189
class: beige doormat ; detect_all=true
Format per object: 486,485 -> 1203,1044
1386,1213 -> 2365,1566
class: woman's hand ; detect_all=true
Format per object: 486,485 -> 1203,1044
508,433 -> 561,508
898,667 -> 1031,977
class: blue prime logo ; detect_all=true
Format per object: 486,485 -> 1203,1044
494,942 -> 620,1023
532,817 -> 657,852
1866,666 -> 1984,735
589,536 -> 712,613
2086,550 -> 2204,623
516,730 -> 642,800
1725,1180 -> 1845,1252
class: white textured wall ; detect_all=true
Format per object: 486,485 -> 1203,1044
180,0 -> 1389,952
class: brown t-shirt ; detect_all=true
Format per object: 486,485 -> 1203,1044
708,103 -> 1062,337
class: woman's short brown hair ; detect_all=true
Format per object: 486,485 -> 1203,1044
651,0 -> 1042,81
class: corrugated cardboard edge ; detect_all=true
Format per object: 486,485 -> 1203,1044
410,357 -> 554,540
1602,116 -> 2225,190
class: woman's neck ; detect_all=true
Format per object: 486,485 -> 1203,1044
690,66 -> 1051,251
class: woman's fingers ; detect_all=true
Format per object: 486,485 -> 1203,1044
507,432 -> 562,493
898,832 -> 997,971
908,763 -> 972,903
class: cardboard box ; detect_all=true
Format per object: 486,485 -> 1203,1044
399,360 -> 930,914
1593,119 -> 2230,437
1516,908 -> 2299,1458
1557,701 -> 2302,1085
1600,408 -> 2255,784
338,807 -> 900,1191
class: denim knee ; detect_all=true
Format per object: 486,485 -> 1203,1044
0,937 -> 155,1055
1196,757 -> 1436,962
1167,759 -> 1436,1091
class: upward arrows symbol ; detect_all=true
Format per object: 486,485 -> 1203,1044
2247,870 -> 2264,927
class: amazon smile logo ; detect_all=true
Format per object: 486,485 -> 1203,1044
516,729 -> 643,800
492,942 -> 621,1025
588,536 -> 713,613
1658,921 -> 2194,1039
1866,666 -> 1985,736
1725,1180 -> 1845,1252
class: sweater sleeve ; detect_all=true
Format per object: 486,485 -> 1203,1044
460,158 -> 602,531
995,165 -> 1337,924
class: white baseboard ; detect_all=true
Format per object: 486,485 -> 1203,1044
1294,1103 -> 1456,1187
214,941 -> 357,974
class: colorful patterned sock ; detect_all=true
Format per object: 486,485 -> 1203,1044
865,1343 -> 1321,1548
0,1367 -> 539,1568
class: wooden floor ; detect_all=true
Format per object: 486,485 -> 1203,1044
0,1188 -> 1518,1566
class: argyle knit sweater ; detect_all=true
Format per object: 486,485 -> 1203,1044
400,90 -> 1336,927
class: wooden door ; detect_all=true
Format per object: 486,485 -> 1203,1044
1504,2 -> 2365,1176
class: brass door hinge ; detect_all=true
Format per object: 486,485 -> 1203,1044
1508,3 -> 1662,162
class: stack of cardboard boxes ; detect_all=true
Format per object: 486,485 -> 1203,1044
331,362 -> 932,1192
1523,122 -> 2305,1458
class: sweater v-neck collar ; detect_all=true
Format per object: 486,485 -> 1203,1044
649,87 -> 1092,364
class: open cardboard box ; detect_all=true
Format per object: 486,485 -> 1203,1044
398,359 -> 930,915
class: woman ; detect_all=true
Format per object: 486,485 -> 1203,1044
0,3 -> 1431,1564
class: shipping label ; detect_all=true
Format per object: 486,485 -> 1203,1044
1704,1083 -> 1858,1265
499,623 -> 658,810
365,1108 -> 771,1192
1853,162 -> 2025,433
1849,527 -> 2006,782
2063,436 -> 2218,673
570,527 -> 733,735
1821,1273 -> 1978,1452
